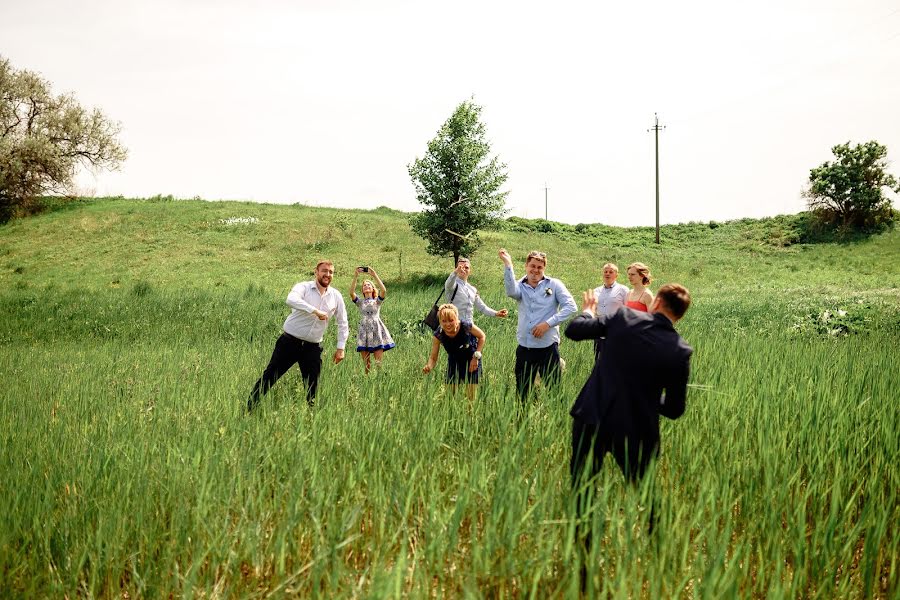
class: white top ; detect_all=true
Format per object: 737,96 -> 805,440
592,282 -> 628,317
444,272 -> 498,324
282,281 -> 350,350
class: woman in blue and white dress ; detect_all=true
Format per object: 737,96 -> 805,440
349,266 -> 395,373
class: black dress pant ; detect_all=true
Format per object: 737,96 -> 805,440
570,419 -> 659,546
514,343 -> 561,400
247,332 -> 323,411
570,420 -> 656,486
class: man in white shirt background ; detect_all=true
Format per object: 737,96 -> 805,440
592,262 -> 628,359
246,260 -> 349,412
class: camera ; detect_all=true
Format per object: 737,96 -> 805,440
359,266 -> 369,272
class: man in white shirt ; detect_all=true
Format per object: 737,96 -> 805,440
592,262 -> 628,359
247,260 -> 349,411
444,257 -> 508,326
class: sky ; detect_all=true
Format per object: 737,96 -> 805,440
2,0 -> 899,226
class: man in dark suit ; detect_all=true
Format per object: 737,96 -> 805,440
564,283 -> 693,530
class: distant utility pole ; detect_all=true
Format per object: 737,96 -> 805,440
648,113 -> 665,244
544,182 -> 549,220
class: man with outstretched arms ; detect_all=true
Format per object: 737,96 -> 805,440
246,260 -> 349,411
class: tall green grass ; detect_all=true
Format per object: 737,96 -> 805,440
0,199 -> 898,597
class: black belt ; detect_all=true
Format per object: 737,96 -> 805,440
285,332 -> 321,347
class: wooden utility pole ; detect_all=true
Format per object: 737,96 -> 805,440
544,182 -> 549,220
649,113 -> 665,244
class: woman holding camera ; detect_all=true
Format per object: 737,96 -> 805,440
349,266 -> 395,373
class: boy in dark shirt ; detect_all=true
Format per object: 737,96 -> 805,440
422,303 -> 486,400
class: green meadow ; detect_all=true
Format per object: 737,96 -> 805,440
1,197 -> 898,598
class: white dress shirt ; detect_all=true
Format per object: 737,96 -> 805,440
282,281 -> 349,350
592,282 -> 628,317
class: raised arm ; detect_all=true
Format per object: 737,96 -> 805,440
349,269 -> 360,301
369,267 -> 387,299
565,314 -> 610,341
499,248 -> 521,300
564,289 -> 609,341
444,271 -> 458,300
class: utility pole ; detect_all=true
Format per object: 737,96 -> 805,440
544,182 -> 549,220
648,113 -> 665,244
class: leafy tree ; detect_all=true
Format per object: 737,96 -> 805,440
1,56 -> 127,223
803,141 -> 899,232
408,99 -> 508,266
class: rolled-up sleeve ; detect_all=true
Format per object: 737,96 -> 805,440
286,283 -> 315,312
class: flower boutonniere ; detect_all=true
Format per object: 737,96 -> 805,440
545,287 -> 553,297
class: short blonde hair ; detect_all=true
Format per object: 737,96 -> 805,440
526,250 -> 547,266
627,262 -> 652,286
602,262 -> 619,273
437,303 -> 459,322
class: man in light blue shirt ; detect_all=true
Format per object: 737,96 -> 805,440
499,248 -> 577,399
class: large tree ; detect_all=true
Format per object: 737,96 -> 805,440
803,141 -> 898,231
0,56 -> 127,223
408,99 -> 508,266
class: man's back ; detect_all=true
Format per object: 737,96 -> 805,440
567,308 -> 692,444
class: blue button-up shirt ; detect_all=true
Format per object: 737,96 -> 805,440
503,266 -> 577,348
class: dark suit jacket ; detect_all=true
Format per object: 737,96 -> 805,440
565,308 -> 693,447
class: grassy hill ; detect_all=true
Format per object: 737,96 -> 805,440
0,198 -> 898,597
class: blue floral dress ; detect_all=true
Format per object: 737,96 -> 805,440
353,295 -> 396,352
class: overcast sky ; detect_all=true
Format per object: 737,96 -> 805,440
3,0 -> 899,226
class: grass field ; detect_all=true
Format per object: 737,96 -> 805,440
1,197 -> 898,598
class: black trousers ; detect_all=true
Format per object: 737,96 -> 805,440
570,419 -> 659,548
514,343 -> 561,400
247,332 -> 323,411
570,420 -> 656,486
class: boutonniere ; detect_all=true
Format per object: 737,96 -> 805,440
545,287 -> 553,296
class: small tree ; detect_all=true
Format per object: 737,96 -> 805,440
0,56 -> 127,223
803,141 -> 899,232
408,99 -> 508,266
